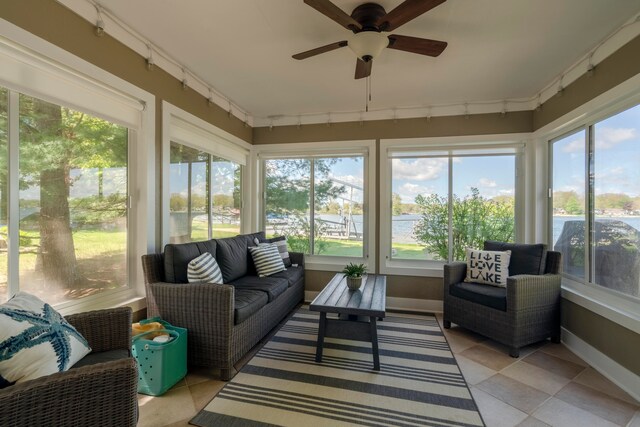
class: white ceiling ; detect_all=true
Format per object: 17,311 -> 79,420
99,0 -> 640,122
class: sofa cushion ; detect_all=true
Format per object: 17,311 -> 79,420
71,349 -> 129,369
484,241 -> 547,276
234,289 -> 269,325
230,276 -> 288,302
164,240 -> 217,283
449,282 -> 507,312
215,232 -> 266,282
268,266 -> 304,287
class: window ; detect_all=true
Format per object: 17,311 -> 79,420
0,88 -> 7,302
551,103 -> 640,299
387,145 -> 519,267
264,156 -> 366,258
211,156 -> 242,238
169,143 -> 209,243
169,142 -> 243,243
0,90 -> 131,305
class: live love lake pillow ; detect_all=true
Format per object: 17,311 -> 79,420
0,292 -> 91,387
464,248 -> 511,287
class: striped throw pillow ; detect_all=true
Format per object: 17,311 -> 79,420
187,252 -> 224,284
255,236 -> 291,267
248,244 -> 286,277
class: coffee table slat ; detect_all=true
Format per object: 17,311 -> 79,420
371,275 -> 386,313
310,273 -> 386,318
313,274 -> 343,306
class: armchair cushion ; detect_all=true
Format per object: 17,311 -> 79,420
71,349 -> 129,369
449,282 -> 507,311
484,241 -> 547,276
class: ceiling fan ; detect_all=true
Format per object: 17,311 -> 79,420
293,0 -> 448,79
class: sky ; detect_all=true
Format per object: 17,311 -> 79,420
553,103 -> 640,198
391,156 -> 516,204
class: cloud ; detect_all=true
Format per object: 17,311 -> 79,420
562,138 -> 584,153
392,158 -> 447,181
596,127 -> 637,149
396,182 -> 434,203
477,178 -> 497,188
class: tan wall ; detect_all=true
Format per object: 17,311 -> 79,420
562,299 -> 640,375
305,270 -> 443,300
254,111 -> 532,144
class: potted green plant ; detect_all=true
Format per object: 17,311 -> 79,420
342,262 -> 367,290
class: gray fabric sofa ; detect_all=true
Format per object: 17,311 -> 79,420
443,241 -> 562,357
141,232 -> 304,380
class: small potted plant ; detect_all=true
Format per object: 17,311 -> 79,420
342,262 -> 367,290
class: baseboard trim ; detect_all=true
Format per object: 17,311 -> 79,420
561,327 -> 640,403
304,291 -> 443,314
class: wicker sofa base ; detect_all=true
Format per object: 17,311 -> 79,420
223,278 -> 304,379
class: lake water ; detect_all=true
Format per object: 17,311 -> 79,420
316,214 -> 640,245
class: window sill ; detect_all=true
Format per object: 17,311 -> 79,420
380,259 -> 445,278
561,278 -> 640,334
304,255 -> 373,272
56,289 -> 146,317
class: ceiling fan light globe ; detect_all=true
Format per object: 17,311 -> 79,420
348,31 -> 388,61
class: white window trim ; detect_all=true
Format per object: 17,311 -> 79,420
535,71 -> 640,334
161,102 -> 252,248
379,134 -> 529,277
0,17 -> 156,314
252,140 -> 376,272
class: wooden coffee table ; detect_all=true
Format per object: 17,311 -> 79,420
309,273 -> 386,370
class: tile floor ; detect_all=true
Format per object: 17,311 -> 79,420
137,313 -> 640,427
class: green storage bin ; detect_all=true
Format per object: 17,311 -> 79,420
132,318 -> 187,396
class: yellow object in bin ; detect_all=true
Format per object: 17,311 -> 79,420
132,321 -> 168,339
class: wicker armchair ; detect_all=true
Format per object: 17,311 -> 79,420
443,242 -> 562,357
0,307 -> 138,427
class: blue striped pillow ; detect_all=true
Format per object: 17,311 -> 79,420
248,244 -> 286,277
187,252 -> 224,284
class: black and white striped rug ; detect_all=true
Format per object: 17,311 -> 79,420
191,307 -> 484,427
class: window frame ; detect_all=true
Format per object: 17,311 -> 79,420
380,135 -> 527,277
253,141 -> 376,272
161,102 -> 251,247
539,77 -> 640,334
548,102 -> 640,316
0,22 -> 156,314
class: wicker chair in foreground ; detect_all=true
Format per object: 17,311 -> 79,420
443,241 -> 562,357
0,307 -> 138,427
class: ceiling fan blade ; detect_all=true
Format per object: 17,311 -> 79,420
292,41 -> 348,60
304,0 -> 362,31
378,0 -> 446,32
387,34 -> 447,56
355,59 -> 372,79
